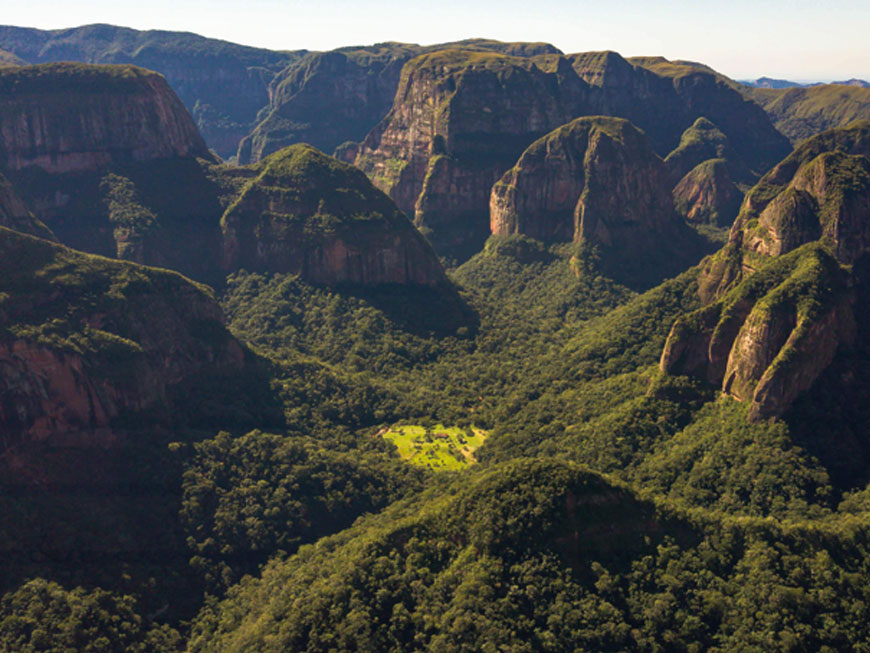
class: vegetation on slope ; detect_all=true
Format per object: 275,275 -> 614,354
746,84 -> 870,143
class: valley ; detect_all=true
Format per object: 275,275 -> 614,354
0,20 -> 869,652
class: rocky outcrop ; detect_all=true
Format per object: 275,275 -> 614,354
0,226 -> 246,450
672,159 -> 742,227
354,49 -> 591,257
238,39 -> 561,164
491,117 -> 679,242
0,171 -> 55,239
354,49 -> 789,258
221,144 -> 448,286
744,151 -> 870,262
660,244 -> 855,420
661,123 -> 870,421
663,118 -> 742,182
0,23 -> 303,158
0,63 -> 211,174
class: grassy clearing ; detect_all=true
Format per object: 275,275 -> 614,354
381,424 -> 488,471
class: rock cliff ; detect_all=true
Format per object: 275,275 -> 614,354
0,23 -> 303,158
672,159 -> 742,227
660,122 -> 870,421
354,49 -> 789,258
489,117 -> 699,282
0,171 -> 55,239
221,144 -> 448,286
238,40 -> 560,165
663,117 -> 742,182
354,49 -> 590,257
0,227 -> 246,455
660,244 -> 855,421
0,63 -> 211,174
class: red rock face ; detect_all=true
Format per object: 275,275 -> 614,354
353,50 -> 788,257
0,228 -> 247,467
221,144 -> 449,287
0,63 -> 211,174
491,117 -> 684,261
354,51 -> 589,255
672,159 -> 742,227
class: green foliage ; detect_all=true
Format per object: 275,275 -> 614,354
0,61 -> 156,94
0,579 -> 181,652
100,172 -> 158,240
747,85 -> 870,143
189,458 -> 870,651
180,430 -> 422,591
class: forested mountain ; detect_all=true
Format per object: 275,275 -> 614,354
1,29 -> 870,652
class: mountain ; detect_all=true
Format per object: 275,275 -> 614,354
239,39 -> 561,164
188,459 -> 690,651
660,121 -> 870,420
0,63 -> 210,174
221,144 -> 449,287
743,76 -> 804,88
0,23 -> 304,158
0,62 -> 225,280
0,62 -> 453,294
0,227 -> 247,460
672,158 -> 742,227
745,84 -> 870,143
490,116 -> 704,285
353,49 -> 789,258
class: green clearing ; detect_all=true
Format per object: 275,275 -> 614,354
381,424 -> 488,471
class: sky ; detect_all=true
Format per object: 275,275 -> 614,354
2,0 -> 869,82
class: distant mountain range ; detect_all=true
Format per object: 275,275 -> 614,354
742,76 -> 870,89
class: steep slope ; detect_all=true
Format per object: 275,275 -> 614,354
0,172 -> 54,239
221,144 -> 449,287
0,23 -> 303,158
734,120 -> 870,268
0,227 -> 246,452
660,244 -> 855,421
240,39 -> 561,164
660,121 -> 870,421
189,459 -> 689,652
0,48 -> 24,66
0,63 -> 211,174
354,49 -> 591,257
0,63 -> 226,280
672,158 -> 742,227
354,49 -> 789,258
746,84 -> 870,144
663,117 -> 742,182
490,117 -> 703,285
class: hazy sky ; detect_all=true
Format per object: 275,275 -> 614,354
3,0 -> 869,81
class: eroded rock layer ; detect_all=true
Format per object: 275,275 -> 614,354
221,144 -> 448,287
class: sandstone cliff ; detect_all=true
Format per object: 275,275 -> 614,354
672,158 -> 742,227
353,49 -> 789,258
221,144 -> 448,286
0,227 -> 246,456
354,49 -> 590,257
0,171 -> 55,239
489,117 -> 699,283
663,118 -> 742,182
0,63 -> 211,174
660,244 -> 855,421
0,24 -> 303,158
238,39 -> 561,165
707,120 -> 870,294
660,122 -> 870,421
